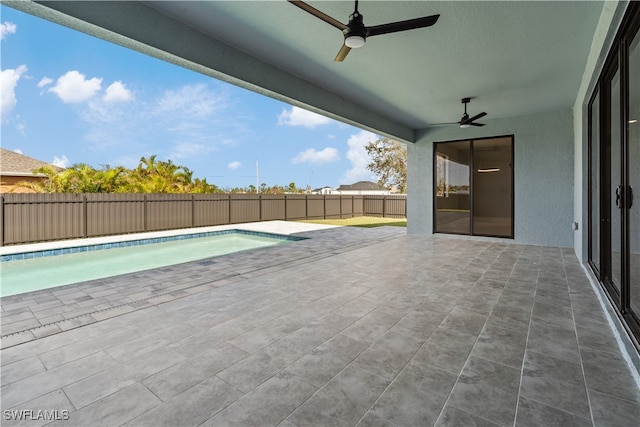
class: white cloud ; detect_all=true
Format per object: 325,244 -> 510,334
49,70 -> 102,103
1,65 -> 27,122
12,148 -> 23,154
292,147 -> 340,164
1,22 -> 17,40
155,84 -> 223,118
278,106 -> 333,128
103,81 -> 133,103
37,77 -> 53,88
340,130 -> 377,184
52,155 -> 70,168
169,141 -> 216,160
70,82 -> 249,165
15,122 -> 26,136
228,161 -> 241,170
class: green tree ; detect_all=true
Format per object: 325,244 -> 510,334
287,182 -> 298,193
15,155 -> 222,194
13,165 -> 65,193
365,137 -> 407,193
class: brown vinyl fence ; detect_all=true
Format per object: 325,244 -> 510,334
0,194 -> 406,246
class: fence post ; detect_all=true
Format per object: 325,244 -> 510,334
191,194 -> 195,228
144,194 -> 148,232
382,196 -> 387,218
305,195 -> 308,219
323,196 -> 326,219
83,195 -> 88,238
284,195 -> 288,221
351,196 -> 354,218
228,194 -> 232,224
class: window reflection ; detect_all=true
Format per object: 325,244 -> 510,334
435,141 -> 470,234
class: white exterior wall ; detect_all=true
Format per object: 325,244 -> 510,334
408,109 -> 575,247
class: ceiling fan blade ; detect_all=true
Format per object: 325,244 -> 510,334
366,14 -> 439,37
467,112 -> 487,123
429,122 -> 459,126
334,44 -> 352,62
288,1 -> 348,31
470,122 -> 486,127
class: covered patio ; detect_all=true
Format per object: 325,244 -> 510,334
1,224 -> 638,426
1,1 -> 639,425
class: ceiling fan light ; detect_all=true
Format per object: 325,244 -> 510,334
345,34 -> 366,48
460,123 -> 471,129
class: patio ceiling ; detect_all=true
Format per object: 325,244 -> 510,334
10,1 -> 605,142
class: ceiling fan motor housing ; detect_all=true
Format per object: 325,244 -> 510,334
289,0 -> 440,61
345,12 -> 367,47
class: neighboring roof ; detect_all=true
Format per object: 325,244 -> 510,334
336,181 -> 387,191
0,148 -> 62,175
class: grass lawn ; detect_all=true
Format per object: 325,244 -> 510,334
297,216 -> 406,228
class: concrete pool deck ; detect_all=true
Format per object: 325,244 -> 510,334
1,222 -> 639,426
0,221 -> 341,342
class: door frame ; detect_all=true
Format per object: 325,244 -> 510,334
433,135 -> 514,239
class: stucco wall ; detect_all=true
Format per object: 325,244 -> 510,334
408,108 -> 575,247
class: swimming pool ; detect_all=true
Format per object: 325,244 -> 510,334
0,230 -> 304,297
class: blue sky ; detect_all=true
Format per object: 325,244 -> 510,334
0,5 -> 379,190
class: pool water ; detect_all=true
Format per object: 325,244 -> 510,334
0,233 -> 292,297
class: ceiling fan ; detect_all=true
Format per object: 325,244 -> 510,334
288,0 -> 440,62
433,98 -> 488,128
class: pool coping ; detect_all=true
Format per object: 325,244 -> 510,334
1,229 -> 307,262
0,220 -> 339,257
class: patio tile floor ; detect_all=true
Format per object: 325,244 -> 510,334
1,225 -> 639,426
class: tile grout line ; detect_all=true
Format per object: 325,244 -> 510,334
512,246 -> 542,427
432,241 -> 517,427
564,249 -> 597,427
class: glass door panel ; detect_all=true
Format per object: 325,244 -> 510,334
472,137 -> 513,237
629,28 -> 640,317
435,141 -> 471,234
610,67 -> 624,295
590,92 -> 601,274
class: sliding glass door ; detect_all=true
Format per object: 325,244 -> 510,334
588,2 -> 640,345
629,21 -> 640,325
435,141 -> 471,234
434,136 -> 513,238
605,57 -> 624,299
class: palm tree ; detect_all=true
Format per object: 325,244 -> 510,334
14,154 -> 221,194
13,165 -> 65,193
